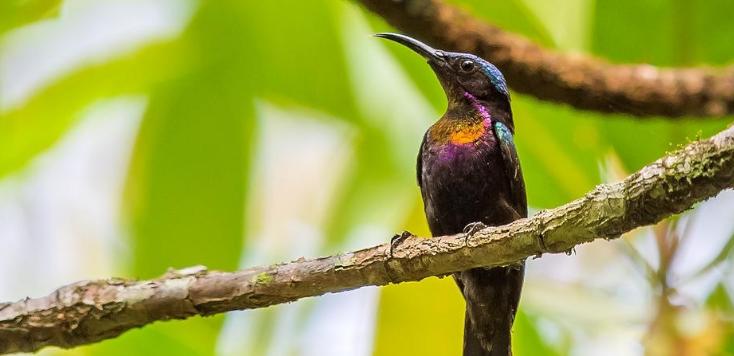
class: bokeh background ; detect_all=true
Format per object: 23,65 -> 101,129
2,0 -> 734,355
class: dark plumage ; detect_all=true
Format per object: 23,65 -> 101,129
377,33 -> 527,356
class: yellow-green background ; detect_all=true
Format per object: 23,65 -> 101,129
1,0 -> 733,355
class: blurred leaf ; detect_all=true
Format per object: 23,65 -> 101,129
590,0 -> 731,173
707,283 -> 734,314
591,0 -> 676,66
79,317 -> 226,356
580,0 -> 734,186
373,276 -> 464,356
720,339 -> 734,356
593,0 -> 734,66
598,117 -> 728,173
323,128 -> 413,248
0,0 -> 61,35
518,0 -> 595,50
0,39 -> 191,178
125,75 -> 253,275
124,0 -> 254,278
364,11 -> 445,114
513,96 -> 603,207
372,196 -> 456,356
690,232 -> 734,280
117,2 -> 257,354
702,284 -> 734,356
448,0 -> 556,47
243,1 -> 358,120
514,312 -> 562,356
686,0 -> 734,65
322,3 -> 430,248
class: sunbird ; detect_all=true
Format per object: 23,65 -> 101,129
376,33 -> 527,356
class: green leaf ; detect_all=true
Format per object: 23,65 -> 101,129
514,311 -> 563,356
686,0 -> 734,65
117,2 -> 258,354
591,0 -> 677,66
517,0 -> 595,50
590,0 -> 731,173
447,0 -> 556,47
373,277 -> 464,356
707,283 -> 734,314
79,317 -> 227,356
323,128 -> 415,248
592,0 -> 734,66
512,96 -> 604,207
242,1 -> 358,120
125,73 -> 254,276
0,40 -> 191,178
0,0 -> 61,35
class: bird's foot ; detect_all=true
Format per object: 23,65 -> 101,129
463,222 -> 488,235
389,230 -> 413,258
463,222 -> 488,246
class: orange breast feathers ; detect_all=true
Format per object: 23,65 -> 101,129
429,120 -> 488,145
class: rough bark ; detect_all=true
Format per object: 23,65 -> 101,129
356,0 -> 734,118
1,125 -> 733,354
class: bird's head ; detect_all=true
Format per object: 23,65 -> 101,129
376,33 -> 513,129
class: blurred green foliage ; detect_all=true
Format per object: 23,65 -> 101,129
1,0 -> 733,355
0,0 -> 61,34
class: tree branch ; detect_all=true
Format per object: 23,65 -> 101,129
356,0 -> 734,118
1,125 -> 733,354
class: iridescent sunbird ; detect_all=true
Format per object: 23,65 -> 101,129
376,33 -> 527,356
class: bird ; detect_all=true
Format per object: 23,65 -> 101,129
376,33 -> 527,356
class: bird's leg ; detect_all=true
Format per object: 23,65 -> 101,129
463,221 -> 488,246
389,230 -> 413,258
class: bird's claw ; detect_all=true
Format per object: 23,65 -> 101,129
463,222 -> 488,235
463,222 -> 488,246
389,230 -> 413,258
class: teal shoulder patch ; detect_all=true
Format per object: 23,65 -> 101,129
493,121 -> 514,143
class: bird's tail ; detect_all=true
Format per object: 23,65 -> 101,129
456,265 -> 525,356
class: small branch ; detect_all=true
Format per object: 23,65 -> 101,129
357,0 -> 734,117
1,125 -> 733,354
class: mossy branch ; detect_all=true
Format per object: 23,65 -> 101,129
1,125 -> 733,354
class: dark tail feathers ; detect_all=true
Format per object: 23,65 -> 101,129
456,265 -> 525,356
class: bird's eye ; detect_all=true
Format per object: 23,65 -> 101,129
460,60 -> 475,72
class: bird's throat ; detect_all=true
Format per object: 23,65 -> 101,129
449,121 -> 489,144
462,91 -> 492,126
431,92 -> 493,146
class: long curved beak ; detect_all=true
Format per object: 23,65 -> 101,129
374,33 -> 444,61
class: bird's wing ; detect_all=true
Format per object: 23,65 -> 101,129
416,132 -> 428,188
493,121 -> 528,217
